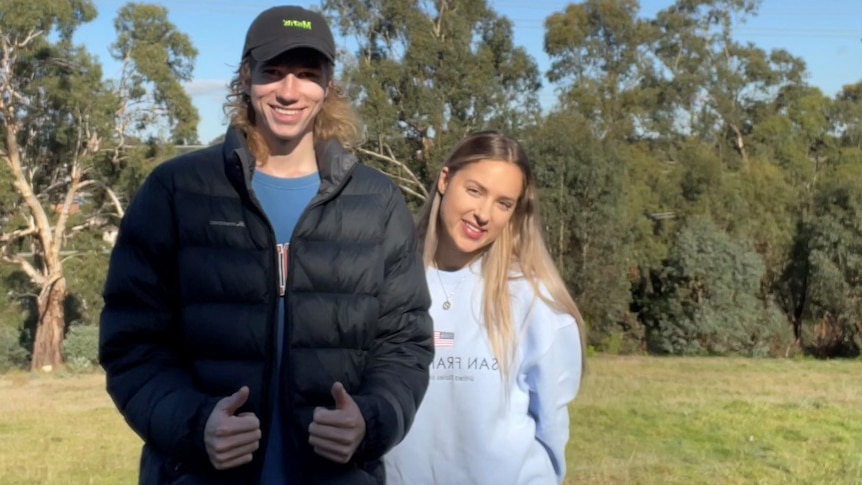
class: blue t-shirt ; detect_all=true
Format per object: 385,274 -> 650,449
253,169 -> 320,484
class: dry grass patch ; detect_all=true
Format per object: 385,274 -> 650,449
0,373 -> 140,485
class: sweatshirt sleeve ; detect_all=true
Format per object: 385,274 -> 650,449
99,169 -> 219,469
350,183 -> 434,461
522,297 -> 583,484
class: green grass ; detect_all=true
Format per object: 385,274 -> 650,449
565,356 -> 862,484
1,356 -> 861,484
0,372 -> 140,485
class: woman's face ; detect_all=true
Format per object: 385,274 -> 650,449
435,159 -> 524,268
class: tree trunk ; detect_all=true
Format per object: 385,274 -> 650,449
729,123 -> 749,166
30,276 -> 67,371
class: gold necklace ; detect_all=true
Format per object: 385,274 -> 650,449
434,263 -> 466,310
435,267 -> 453,310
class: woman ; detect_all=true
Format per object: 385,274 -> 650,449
384,130 -> 585,485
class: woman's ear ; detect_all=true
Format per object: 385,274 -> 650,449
437,167 -> 450,196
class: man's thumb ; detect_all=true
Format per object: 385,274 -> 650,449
218,386 -> 250,415
331,382 -> 352,409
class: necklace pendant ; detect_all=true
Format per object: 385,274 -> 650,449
442,300 -> 451,310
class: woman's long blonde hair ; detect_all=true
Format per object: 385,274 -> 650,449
223,52 -> 362,164
416,130 -> 586,380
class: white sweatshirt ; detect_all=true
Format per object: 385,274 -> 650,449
384,263 -> 583,485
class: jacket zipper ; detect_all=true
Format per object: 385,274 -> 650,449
284,162 -> 357,475
241,152 -> 358,479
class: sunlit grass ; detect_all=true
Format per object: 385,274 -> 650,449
1,356 -> 861,484
565,356 -> 862,485
0,372 -> 140,485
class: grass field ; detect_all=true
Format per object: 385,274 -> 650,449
1,356 -> 860,484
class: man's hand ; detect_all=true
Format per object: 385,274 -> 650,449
204,386 -> 261,470
308,382 -> 367,464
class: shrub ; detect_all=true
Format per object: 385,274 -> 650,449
0,325 -> 28,372
62,324 -> 99,372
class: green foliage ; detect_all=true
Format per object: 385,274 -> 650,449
64,241 -> 111,328
642,217 -> 791,356
62,325 -> 99,372
110,3 -> 199,144
0,265 -> 30,371
1,0 -> 861,367
527,111 -> 635,348
323,0 -> 541,205
778,167 -> 862,358
834,82 -> 862,148
0,324 -> 28,372
544,0 -> 655,139
0,1 -> 199,368
0,0 -> 97,41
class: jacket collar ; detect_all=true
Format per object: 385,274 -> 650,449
222,125 -> 357,198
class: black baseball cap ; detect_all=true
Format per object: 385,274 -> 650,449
242,6 -> 336,63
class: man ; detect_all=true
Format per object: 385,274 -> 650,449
99,5 -> 434,484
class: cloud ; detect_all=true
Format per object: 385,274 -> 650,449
183,79 -> 229,98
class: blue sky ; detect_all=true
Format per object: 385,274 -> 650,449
72,0 -> 862,144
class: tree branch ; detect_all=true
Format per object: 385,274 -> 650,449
728,122 -> 748,165
16,29 -> 44,48
0,252 -> 46,286
3,109 -> 55,259
52,117 -> 87,255
0,226 -> 38,243
78,180 -> 126,218
355,145 -> 428,200
387,173 -> 426,191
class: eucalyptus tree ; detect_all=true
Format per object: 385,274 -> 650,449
323,0 -> 542,204
0,1 -> 198,369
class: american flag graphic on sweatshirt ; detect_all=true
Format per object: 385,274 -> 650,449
434,331 -> 455,348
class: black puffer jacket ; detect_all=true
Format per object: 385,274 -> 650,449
99,127 -> 434,484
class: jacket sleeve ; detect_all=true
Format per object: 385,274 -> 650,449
523,298 -> 583,484
99,169 -> 220,469
351,185 -> 434,462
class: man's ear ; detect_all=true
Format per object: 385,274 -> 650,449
437,167 -> 450,195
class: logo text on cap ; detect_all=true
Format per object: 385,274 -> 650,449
282,19 -> 312,30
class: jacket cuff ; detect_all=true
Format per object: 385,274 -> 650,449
351,394 -> 395,462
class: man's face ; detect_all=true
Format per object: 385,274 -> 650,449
245,48 -> 328,153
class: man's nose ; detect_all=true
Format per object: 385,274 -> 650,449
276,73 -> 298,101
